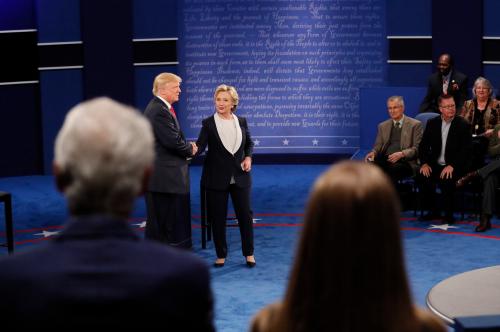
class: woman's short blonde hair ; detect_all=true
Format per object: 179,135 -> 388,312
472,76 -> 494,99
214,84 -> 239,111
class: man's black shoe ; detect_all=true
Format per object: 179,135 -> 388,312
456,171 -> 479,188
442,216 -> 456,224
475,214 -> 492,232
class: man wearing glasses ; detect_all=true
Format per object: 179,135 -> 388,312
365,95 -> 423,184
418,94 -> 472,224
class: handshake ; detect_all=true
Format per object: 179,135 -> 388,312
190,142 -> 198,156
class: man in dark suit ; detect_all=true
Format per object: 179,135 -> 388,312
365,95 -> 423,183
0,97 -> 214,330
418,94 -> 472,223
419,53 -> 468,113
144,73 -> 197,249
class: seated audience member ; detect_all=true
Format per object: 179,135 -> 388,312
457,124 -> 500,232
0,98 -> 214,330
250,161 -> 446,332
365,95 -> 423,183
419,53 -> 468,114
418,95 -> 472,224
460,77 -> 500,169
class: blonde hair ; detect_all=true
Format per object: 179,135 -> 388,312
472,76 -> 494,99
214,84 -> 239,111
152,73 -> 182,95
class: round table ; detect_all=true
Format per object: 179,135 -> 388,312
426,265 -> 500,325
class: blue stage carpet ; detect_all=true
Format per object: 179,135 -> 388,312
1,164 -> 500,331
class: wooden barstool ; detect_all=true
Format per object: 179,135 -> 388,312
0,192 -> 14,254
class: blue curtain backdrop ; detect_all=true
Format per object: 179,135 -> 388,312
177,0 -> 387,154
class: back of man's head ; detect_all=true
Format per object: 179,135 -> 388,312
54,97 -> 154,218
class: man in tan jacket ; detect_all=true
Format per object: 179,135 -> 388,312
365,95 -> 423,183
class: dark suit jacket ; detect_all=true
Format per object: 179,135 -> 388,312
419,69 -> 468,113
0,215 -> 215,330
418,115 -> 472,175
144,97 -> 193,194
196,115 -> 253,191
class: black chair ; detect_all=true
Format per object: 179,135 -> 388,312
350,149 -> 419,215
413,112 -> 440,218
0,192 -> 14,254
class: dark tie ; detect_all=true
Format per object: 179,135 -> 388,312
395,122 -> 400,129
169,106 -> 176,118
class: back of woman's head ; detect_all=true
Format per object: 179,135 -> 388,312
283,161 -> 416,332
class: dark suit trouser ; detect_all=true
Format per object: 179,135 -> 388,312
374,154 -> 413,183
145,192 -> 192,249
418,163 -> 459,218
478,158 -> 500,215
206,185 -> 254,258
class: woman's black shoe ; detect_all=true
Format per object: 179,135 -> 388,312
246,256 -> 256,268
214,259 -> 225,268
246,261 -> 256,268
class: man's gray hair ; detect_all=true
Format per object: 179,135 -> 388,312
54,97 -> 154,217
387,95 -> 405,108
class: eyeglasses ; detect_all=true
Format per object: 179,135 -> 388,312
439,104 -> 455,110
387,106 -> 402,110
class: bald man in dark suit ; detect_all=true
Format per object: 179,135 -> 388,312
419,53 -> 468,114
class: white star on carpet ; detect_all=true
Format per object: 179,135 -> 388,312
283,139 -> 289,146
342,139 -> 348,145
34,230 -> 60,238
133,221 -> 147,228
254,139 -> 260,146
428,224 -> 459,231
230,218 -> 261,224
312,139 -> 319,146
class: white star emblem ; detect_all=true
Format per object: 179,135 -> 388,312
34,230 -> 60,238
428,224 -> 459,231
232,218 -> 261,224
254,139 -> 260,146
283,139 -> 289,145
342,139 -> 348,145
312,139 -> 319,146
133,221 -> 147,228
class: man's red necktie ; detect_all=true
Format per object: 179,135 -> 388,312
170,106 -> 177,118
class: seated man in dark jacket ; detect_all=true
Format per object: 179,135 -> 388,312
418,94 -> 472,224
